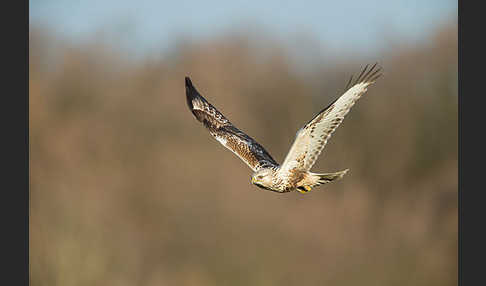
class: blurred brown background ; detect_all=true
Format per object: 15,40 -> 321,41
30,3 -> 457,285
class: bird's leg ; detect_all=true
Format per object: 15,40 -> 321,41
297,185 -> 312,194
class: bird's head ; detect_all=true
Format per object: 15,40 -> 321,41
251,168 -> 275,190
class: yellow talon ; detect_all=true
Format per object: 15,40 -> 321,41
297,186 -> 312,194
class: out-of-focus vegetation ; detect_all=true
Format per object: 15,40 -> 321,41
30,21 -> 457,286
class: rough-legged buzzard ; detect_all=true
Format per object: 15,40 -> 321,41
186,64 -> 382,194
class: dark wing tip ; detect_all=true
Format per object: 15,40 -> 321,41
185,76 -> 193,88
350,62 -> 383,86
184,77 -> 209,121
185,76 -> 196,111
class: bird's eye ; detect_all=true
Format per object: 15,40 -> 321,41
257,175 -> 263,179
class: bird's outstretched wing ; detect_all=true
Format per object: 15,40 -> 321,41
185,77 -> 278,171
280,63 -> 382,173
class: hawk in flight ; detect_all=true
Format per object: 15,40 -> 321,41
186,64 -> 382,194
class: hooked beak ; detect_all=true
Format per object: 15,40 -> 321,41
251,177 -> 256,184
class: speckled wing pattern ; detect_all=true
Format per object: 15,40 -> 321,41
280,63 -> 382,173
185,77 -> 278,171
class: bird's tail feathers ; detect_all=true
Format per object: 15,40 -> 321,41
313,169 -> 349,185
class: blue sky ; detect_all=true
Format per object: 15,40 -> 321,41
30,0 -> 457,57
